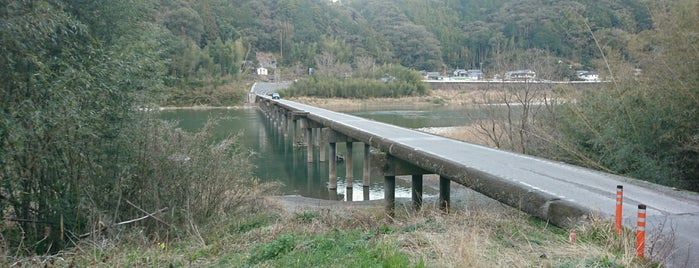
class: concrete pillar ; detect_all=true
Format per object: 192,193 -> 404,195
363,186 -> 370,201
439,176 -> 451,212
329,188 -> 338,201
385,175 -> 396,219
319,128 -> 326,162
273,108 -> 279,127
305,127 -> 313,163
346,187 -> 353,202
412,174 -> 423,211
346,142 -> 354,189
311,128 -> 317,146
276,109 -> 281,132
290,119 -> 297,145
307,165 -> 313,194
282,114 -> 288,138
329,142 -> 337,190
276,110 -> 282,132
270,108 -> 276,126
363,144 -> 370,187
314,128 -> 320,146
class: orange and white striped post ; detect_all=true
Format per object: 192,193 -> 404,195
615,185 -> 623,235
636,204 -> 647,258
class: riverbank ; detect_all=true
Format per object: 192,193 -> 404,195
289,88 -> 510,111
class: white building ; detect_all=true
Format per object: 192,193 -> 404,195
504,70 -> 536,81
576,71 -> 599,82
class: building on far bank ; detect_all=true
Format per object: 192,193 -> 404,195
466,70 -> 484,80
576,71 -> 600,81
453,69 -> 468,76
504,69 -> 536,81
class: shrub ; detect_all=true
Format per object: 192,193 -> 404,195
286,65 -> 429,99
115,114 -> 261,235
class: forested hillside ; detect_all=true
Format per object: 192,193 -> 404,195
1,0 -> 656,89
22,0 -> 654,88
227,0 -> 653,74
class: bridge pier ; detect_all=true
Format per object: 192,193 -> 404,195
329,142 -> 337,190
363,144 -> 371,201
257,97 -> 452,216
274,107 -> 282,133
412,174 -> 423,211
290,117 -> 297,146
314,128 -> 320,147
282,112 -> 289,138
384,175 -> 395,219
326,130 -> 353,191
319,128 -> 326,162
346,141 -> 354,192
440,176 -> 451,212
302,119 -> 313,163
383,155 -> 431,216
291,111 -> 308,149
306,127 -> 313,163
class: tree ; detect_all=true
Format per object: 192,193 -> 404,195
164,6 -> 204,45
469,49 -> 562,154
0,0 -> 141,253
555,0 -> 699,190
314,51 -> 352,78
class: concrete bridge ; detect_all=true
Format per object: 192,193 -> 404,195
254,93 -> 699,267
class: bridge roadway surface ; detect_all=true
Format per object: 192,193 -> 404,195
266,97 -> 699,267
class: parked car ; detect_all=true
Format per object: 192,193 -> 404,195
272,93 -> 281,99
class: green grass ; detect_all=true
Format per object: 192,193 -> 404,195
248,230 -> 420,267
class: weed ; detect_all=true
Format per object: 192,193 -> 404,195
380,224 -> 394,234
230,214 -> 273,234
247,234 -> 297,265
294,211 -> 318,224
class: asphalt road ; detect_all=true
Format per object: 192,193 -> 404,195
265,97 -> 699,267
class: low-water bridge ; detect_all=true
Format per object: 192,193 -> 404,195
254,93 -> 699,267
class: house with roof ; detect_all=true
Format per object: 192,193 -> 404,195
467,70 -> 484,80
453,69 -> 468,76
256,52 -> 276,76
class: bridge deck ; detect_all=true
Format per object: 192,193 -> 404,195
267,97 -> 699,267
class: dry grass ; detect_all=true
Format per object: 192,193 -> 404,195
6,199 -> 651,267
433,125 -> 500,147
391,208 -> 612,267
247,188 -> 648,267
